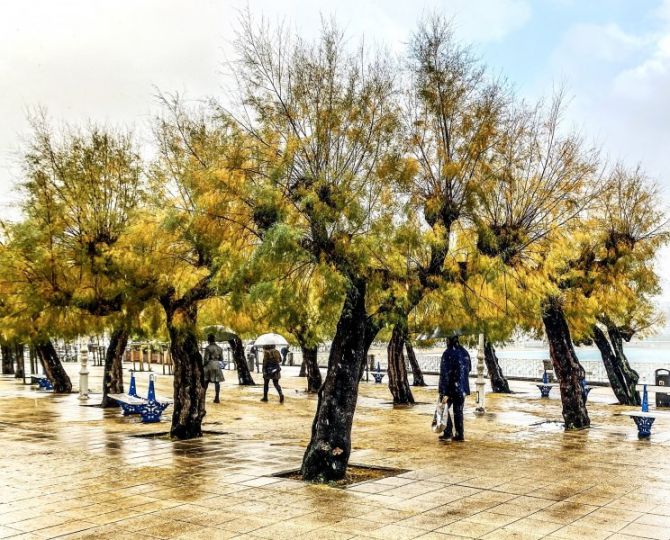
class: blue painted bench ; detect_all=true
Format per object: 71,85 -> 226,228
372,362 -> 384,384
109,374 -> 172,423
537,370 -> 554,397
30,375 -> 53,391
620,384 -> 669,438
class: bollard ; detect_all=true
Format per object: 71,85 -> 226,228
642,384 -> 649,413
475,333 -> 486,415
78,345 -> 89,401
543,370 -> 549,385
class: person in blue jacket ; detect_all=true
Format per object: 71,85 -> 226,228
438,333 -> 471,441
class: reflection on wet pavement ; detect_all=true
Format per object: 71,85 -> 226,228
1,364 -> 670,539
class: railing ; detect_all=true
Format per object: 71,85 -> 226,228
289,349 -> 667,385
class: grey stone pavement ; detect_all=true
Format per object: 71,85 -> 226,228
1,364 -> 670,539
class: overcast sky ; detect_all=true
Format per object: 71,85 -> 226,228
2,0 -> 670,296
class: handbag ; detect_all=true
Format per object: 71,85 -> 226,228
265,365 -> 280,377
431,398 -> 447,433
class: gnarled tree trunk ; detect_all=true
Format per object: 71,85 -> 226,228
387,320 -> 414,404
14,344 -> 25,379
592,325 -> 640,405
1,344 -> 14,375
35,340 -> 72,393
302,279 -> 371,481
100,321 -> 130,408
227,335 -> 255,385
405,339 -> 426,386
542,298 -> 589,429
163,302 -> 206,439
299,357 -> 307,377
301,344 -> 322,393
484,341 -> 511,393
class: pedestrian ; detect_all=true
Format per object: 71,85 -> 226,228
280,345 -> 289,365
203,334 -> 225,403
438,333 -> 471,441
261,344 -> 284,403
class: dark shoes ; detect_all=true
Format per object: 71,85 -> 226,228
213,398 -> 220,404
260,397 -> 268,402
279,394 -> 285,403
439,432 -> 464,441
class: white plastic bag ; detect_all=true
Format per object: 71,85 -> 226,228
431,398 -> 447,433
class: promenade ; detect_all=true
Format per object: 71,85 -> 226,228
1,365 -> 669,539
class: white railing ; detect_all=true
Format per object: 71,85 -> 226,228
289,349 -> 667,385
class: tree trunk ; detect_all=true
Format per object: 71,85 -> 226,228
164,303 -> 206,439
405,339 -> 426,386
541,298 -> 589,429
484,341 -> 511,393
387,321 -> 415,404
14,344 -> 25,379
227,335 -> 255,385
1,344 -> 14,375
35,340 -> 72,393
100,322 -> 130,408
592,325 -> 640,406
302,278 -> 371,482
301,344 -> 322,393
299,357 -> 307,377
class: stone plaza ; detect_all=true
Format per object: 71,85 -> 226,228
1,365 -> 670,540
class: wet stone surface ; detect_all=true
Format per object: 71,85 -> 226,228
1,364 -> 670,539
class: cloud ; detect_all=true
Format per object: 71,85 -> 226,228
546,8 -> 670,302
0,0 -> 532,220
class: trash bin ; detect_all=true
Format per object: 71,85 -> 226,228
656,369 -> 670,408
287,352 -> 294,366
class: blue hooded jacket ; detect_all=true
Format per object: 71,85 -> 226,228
439,344 -> 472,398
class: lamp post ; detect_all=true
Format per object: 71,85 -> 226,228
474,333 -> 486,415
78,342 -> 89,401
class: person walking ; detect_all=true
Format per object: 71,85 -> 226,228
203,334 -> 225,403
261,344 -> 284,403
280,345 -> 289,365
438,333 -> 471,441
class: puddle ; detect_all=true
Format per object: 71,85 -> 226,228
130,430 -> 229,440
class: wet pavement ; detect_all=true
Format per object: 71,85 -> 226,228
1,364 -> 670,539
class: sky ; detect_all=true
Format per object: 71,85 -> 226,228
1,0 -> 670,297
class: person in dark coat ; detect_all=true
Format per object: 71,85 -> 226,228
280,346 -> 289,365
438,334 -> 471,441
261,344 -> 284,403
203,334 -> 225,403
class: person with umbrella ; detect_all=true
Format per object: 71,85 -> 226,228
438,331 -> 471,441
261,344 -> 284,403
203,334 -> 225,403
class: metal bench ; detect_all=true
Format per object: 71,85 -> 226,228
537,370 -> 555,397
372,362 -> 384,384
619,384 -> 668,438
109,374 -> 172,423
30,375 -> 53,391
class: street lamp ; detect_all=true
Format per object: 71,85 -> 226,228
79,342 -> 89,401
474,333 -> 486,415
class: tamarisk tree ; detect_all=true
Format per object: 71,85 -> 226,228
474,94 -> 601,429
234,17 -> 406,480
383,16 -> 507,404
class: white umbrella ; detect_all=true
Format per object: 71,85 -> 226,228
253,333 -> 289,347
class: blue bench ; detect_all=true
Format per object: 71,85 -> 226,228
537,370 -> 554,397
30,375 -> 53,391
372,362 -> 384,384
109,374 -> 172,423
620,384 -> 669,438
